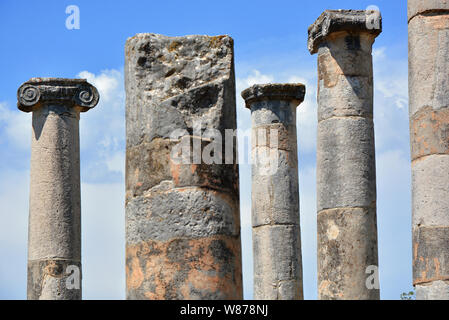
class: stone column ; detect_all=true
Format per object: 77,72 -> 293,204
408,0 -> 449,300
241,83 -> 305,300
125,34 -> 242,299
18,78 -> 99,300
308,10 -> 382,300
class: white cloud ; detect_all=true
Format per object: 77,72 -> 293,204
373,47 -> 386,63
0,102 -> 31,151
78,70 -> 124,104
373,49 -> 410,152
236,70 -> 275,93
236,70 -> 275,133
373,47 -> 408,111
106,152 -> 125,176
77,69 -> 125,183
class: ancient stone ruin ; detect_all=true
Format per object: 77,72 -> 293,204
124,34 -> 242,299
18,78 -> 99,300
408,0 -> 449,300
308,10 -> 381,300
242,83 -> 305,300
17,5 -> 449,300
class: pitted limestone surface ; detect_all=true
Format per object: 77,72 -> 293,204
310,10 -> 380,300
18,78 -> 98,300
409,1 -> 449,299
125,34 -> 242,300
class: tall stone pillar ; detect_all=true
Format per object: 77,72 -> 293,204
408,0 -> 449,300
308,10 -> 382,300
125,34 -> 242,299
18,78 -> 99,300
241,83 -> 305,300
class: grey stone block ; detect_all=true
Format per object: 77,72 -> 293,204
125,34 -> 242,300
318,75 -> 373,122
251,149 -> 299,227
416,281 -> 449,300
317,117 -> 376,212
408,0 -> 449,21
317,207 -> 379,300
249,100 -> 298,127
413,226 -> 449,286
412,155 -> 449,227
408,15 -> 449,117
126,188 -> 240,245
125,34 -> 237,148
253,225 -> 302,300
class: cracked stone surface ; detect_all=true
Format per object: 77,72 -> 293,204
242,83 -> 305,300
18,78 -> 99,300
409,0 -> 449,299
125,33 -> 242,300
309,10 -> 381,300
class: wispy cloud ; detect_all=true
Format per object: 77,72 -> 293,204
372,47 -> 410,152
77,69 -> 125,183
0,102 -> 31,152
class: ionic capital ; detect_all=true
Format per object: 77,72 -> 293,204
17,78 -> 99,112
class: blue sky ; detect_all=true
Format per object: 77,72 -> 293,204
0,0 -> 411,299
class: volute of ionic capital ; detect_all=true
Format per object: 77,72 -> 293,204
17,78 -> 99,112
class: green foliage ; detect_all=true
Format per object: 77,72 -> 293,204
400,289 -> 416,300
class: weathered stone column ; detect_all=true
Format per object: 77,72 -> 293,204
18,78 -> 99,300
409,0 -> 449,300
241,83 -> 305,300
308,10 -> 381,300
125,34 -> 242,299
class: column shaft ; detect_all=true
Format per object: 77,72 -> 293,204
242,84 -> 305,300
18,78 -> 99,300
409,0 -> 449,299
308,10 -> 382,300
125,34 -> 242,300
28,105 -> 81,300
